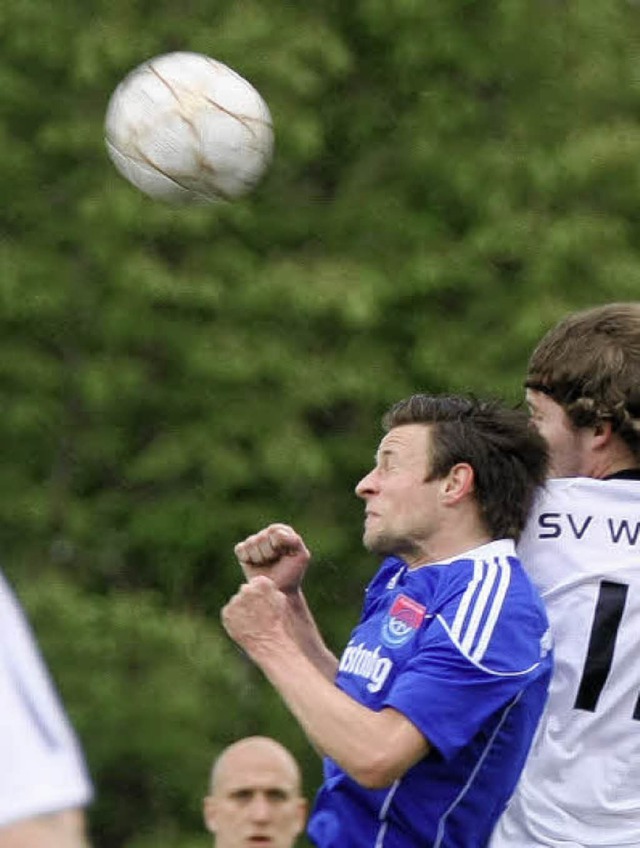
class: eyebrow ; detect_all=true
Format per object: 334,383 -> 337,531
227,786 -> 293,797
524,381 -> 555,396
377,446 -> 397,458
374,448 -> 393,465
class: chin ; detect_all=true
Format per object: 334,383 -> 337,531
364,533 -> 395,558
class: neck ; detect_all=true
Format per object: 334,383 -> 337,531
585,446 -> 639,480
405,527 -> 491,569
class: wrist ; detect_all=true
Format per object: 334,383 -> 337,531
242,622 -> 292,662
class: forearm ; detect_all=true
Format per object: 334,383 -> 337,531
251,636 -> 427,788
286,590 -> 339,681
0,809 -> 91,848
222,576 -> 428,785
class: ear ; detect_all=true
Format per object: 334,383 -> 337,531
592,418 -> 614,447
440,463 -> 475,505
203,795 -> 218,835
293,798 -> 309,837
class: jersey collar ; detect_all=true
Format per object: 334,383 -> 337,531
603,468 -> 640,481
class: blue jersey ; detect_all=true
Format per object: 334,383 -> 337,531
307,540 -> 553,848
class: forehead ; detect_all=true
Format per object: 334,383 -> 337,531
215,749 -> 299,795
525,388 -> 565,417
377,423 -> 431,458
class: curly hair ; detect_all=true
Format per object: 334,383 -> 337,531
525,303 -> 640,459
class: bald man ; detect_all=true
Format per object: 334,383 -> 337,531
203,736 -> 307,848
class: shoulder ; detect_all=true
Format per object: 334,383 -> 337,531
531,476 -> 640,510
519,476 -> 640,591
364,557 -> 406,598
412,540 -> 535,609
436,540 -> 521,593
432,542 -> 550,673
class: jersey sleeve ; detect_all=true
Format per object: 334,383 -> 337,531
382,558 -> 550,761
0,573 -> 93,826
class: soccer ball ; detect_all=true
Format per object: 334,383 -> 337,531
105,51 -> 274,203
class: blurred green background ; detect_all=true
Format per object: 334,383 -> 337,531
2,1 -> 640,844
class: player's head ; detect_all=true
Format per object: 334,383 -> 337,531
525,302 -> 640,477
203,736 -> 306,848
355,394 -> 548,562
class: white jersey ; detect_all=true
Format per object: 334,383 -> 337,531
0,570 -> 93,827
490,477 -> 640,848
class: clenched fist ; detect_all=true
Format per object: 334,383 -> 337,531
221,576 -> 289,659
234,523 -> 311,594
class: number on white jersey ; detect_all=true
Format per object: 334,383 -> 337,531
576,579 -> 640,719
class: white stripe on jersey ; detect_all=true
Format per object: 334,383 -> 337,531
452,557 -> 512,663
472,558 -> 512,661
374,779 -> 400,848
435,691 -> 525,848
451,559 -> 484,643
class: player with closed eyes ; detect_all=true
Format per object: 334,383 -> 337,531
222,393 -> 552,848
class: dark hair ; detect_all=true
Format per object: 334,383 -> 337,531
526,302 -> 640,459
382,394 -> 548,541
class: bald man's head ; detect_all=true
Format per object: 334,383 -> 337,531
204,737 -> 306,848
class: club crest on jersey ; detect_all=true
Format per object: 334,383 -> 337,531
381,594 -> 427,647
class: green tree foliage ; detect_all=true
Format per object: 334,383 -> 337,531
2,0 -> 640,844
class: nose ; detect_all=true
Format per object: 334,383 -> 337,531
248,792 -> 273,822
355,468 -> 378,499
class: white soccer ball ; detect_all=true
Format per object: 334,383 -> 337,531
105,51 -> 274,203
